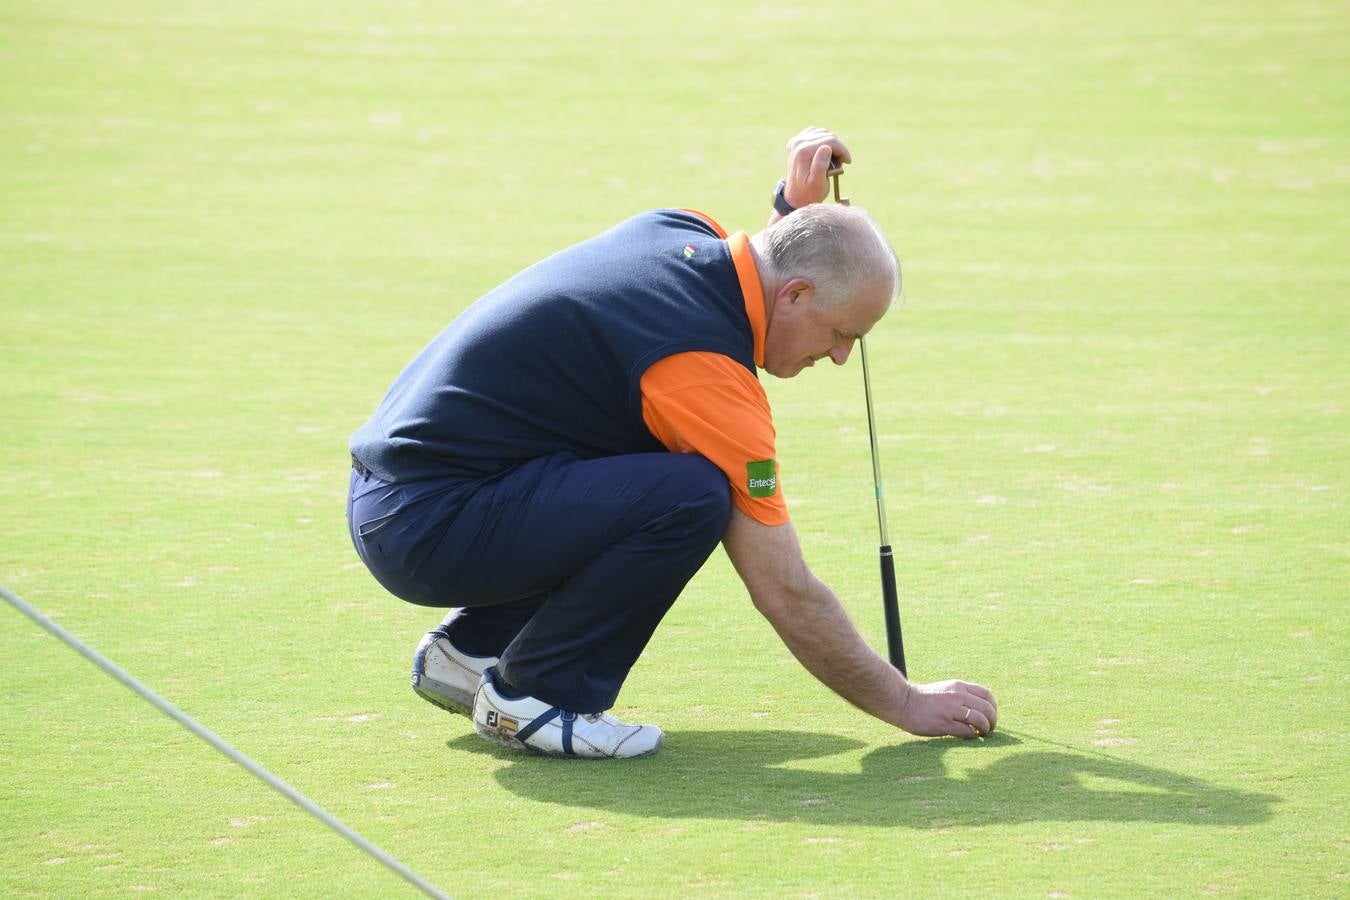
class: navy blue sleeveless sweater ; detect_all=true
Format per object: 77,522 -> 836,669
350,210 -> 757,482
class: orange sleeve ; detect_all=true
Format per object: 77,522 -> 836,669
640,352 -> 789,526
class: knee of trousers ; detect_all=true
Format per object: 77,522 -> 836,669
662,453 -> 733,545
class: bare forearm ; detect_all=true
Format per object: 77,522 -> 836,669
722,508 -> 998,739
759,572 -> 910,726
721,509 -> 910,725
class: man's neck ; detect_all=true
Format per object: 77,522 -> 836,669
746,235 -> 779,327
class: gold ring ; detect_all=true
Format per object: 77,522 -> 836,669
963,707 -> 972,723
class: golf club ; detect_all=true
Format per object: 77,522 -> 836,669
830,155 -> 906,676
859,336 -> 907,676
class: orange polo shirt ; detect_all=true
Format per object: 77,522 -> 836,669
639,216 -> 789,526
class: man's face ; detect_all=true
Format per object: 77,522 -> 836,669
762,276 -> 892,379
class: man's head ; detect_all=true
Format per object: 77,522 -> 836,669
751,204 -> 901,378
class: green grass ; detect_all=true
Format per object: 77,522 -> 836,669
2,0 -> 1346,895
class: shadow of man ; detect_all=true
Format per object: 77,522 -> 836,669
448,730 -> 1277,829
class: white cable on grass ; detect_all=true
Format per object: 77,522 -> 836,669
1,583 -> 448,900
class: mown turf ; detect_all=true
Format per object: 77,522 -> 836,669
2,0 -> 1346,896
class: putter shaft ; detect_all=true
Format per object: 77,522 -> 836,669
862,331 -> 906,676
859,337 -> 889,546
837,165 -> 905,674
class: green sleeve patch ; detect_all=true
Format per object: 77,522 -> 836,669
746,459 -> 778,498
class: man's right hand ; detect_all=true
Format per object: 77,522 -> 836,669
897,678 -> 999,739
782,126 -> 853,210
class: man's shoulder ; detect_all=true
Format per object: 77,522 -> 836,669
614,208 -> 726,241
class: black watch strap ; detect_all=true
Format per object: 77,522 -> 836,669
773,179 -> 796,216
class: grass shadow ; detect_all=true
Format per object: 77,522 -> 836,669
446,729 -> 1277,828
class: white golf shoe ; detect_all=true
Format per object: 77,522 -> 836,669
472,667 -> 664,759
410,628 -> 499,716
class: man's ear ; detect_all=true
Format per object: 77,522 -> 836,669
775,277 -> 815,315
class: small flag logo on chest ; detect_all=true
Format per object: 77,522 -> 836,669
683,245 -> 696,259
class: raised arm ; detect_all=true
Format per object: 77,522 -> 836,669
722,507 -> 998,738
767,126 -> 854,226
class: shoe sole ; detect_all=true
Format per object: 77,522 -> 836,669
413,678 -> 473,716
411,635 -> 475,716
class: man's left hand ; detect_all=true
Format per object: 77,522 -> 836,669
782,126 -> 853,209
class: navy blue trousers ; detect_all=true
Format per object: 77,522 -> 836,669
346,452 -> 731,712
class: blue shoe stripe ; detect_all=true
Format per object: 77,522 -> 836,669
561,711 -> 576,755
514,706 -> 561,744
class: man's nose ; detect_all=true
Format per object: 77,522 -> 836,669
829,338 -> 855,365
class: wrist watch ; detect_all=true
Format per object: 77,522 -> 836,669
772,179 -> 796,216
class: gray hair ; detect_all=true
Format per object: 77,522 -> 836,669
754,204 -> 901,310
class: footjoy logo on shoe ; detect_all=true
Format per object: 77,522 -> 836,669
486,710 -> 519,736
746,459 -> 777,498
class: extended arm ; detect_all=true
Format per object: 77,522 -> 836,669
722,507 -> 998,738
